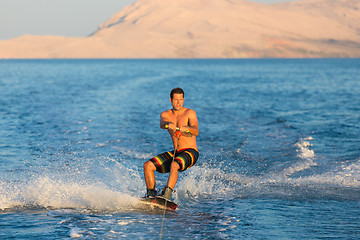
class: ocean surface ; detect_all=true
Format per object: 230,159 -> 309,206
0,59 -> 359,239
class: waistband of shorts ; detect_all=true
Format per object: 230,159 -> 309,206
176,148 -> 198,153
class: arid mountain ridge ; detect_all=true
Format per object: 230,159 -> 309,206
1,0 -> 359,58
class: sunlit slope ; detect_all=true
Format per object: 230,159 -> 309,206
1,0 -> 359,58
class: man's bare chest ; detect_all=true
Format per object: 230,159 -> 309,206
168,114 -> 189,127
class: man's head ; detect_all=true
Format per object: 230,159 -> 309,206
170,88 -> 184,111
170,87 -> 184,100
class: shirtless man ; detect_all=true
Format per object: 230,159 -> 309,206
143,88 -> 199,200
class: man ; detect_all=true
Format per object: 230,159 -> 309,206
143,87 -> 199,200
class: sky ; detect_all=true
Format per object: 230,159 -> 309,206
0,0 -> 296,40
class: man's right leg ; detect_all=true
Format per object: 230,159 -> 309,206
143,161 -> 157,198
144,151 -> 173,198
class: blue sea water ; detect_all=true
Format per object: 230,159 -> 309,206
0,59 -> 359,239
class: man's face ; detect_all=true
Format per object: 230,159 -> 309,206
170,93 -> 184,111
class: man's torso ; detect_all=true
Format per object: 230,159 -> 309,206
162,108 -> 197,150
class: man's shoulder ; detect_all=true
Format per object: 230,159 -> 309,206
160,109 -> 172,117
161,109 -> 172,114
184,108 -> 196,115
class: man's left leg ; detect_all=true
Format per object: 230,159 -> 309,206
159,161 -> 180,201
167,161 -> 180,189
160,149 -> 199,200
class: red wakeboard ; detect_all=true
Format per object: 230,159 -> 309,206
140,196 -> 177,211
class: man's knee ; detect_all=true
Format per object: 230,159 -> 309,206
144,161 -> 156,171
170,161 -> 180,171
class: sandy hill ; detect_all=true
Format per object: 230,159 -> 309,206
1,0 -> 359,58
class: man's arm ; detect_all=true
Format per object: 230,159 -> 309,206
160,111 -> 176,130
181,109 -> 199,136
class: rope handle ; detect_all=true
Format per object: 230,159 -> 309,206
165,125 -> 191,137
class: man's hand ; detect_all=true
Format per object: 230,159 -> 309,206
165,123 -> 177,131
179,126 -> 191,137
180,126 -> 189,132
165,124 -> 183,138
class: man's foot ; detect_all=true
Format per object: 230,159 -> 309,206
145,188 -> 157,199
158,186 -> 173,201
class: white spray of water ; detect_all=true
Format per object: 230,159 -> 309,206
0,158 -> 145,211
282,136 -> 317,176
177,136 -> 360,201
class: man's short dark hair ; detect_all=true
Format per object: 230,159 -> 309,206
170,88 -> 184,99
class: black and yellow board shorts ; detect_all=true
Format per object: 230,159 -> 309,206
150,148 -> 199,173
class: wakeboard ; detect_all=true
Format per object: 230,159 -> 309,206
140,196 -> 178,211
